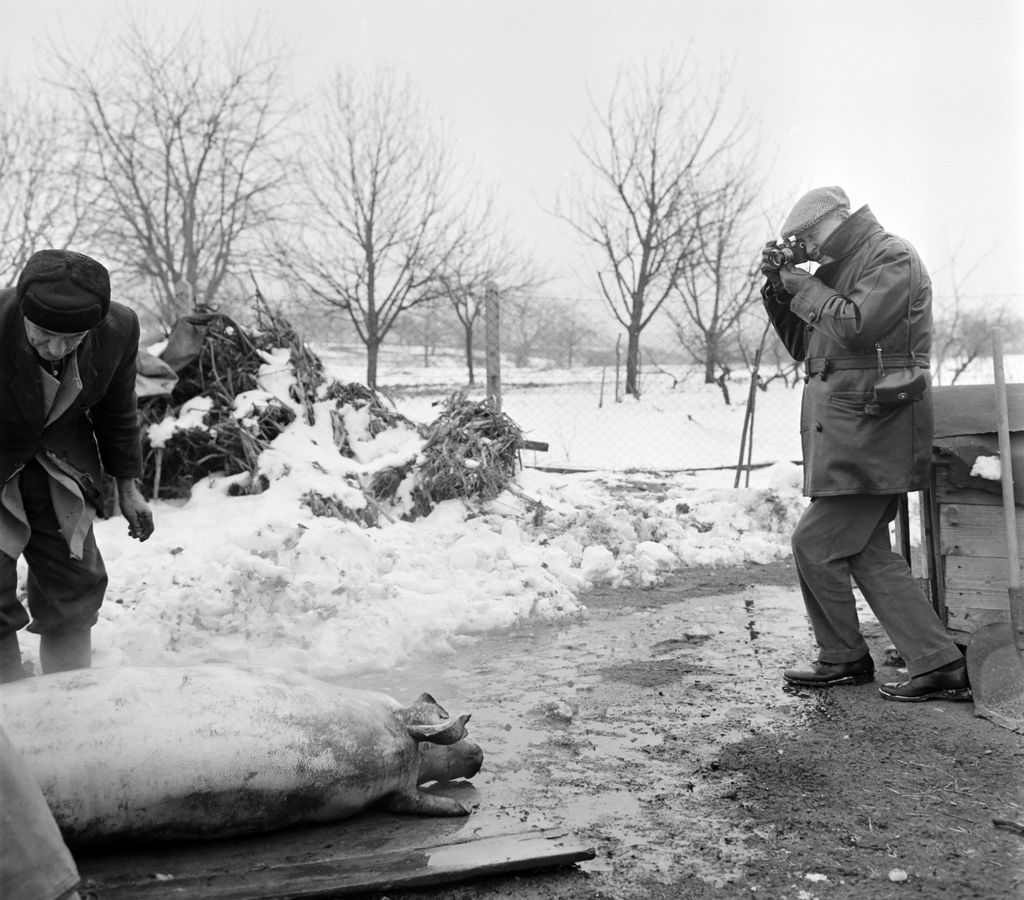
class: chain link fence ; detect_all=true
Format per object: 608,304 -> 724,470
316,349 -> 805,481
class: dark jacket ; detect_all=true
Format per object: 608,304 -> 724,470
762,205 -> 933,497
0,287 -> 143,506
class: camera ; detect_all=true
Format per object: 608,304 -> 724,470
765,239 -> 809,269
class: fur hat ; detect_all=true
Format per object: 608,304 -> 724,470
780,186 -> 850,238
17,249 -> 111,333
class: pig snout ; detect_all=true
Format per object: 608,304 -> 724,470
417,738 -> 484,785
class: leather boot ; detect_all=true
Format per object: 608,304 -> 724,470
40,628 -> 92,675
0,631 -> 30,683
783,653 -> 875,687
878,659 -> 972,702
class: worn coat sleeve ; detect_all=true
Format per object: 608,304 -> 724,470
761,282 -> 805,361
90,309 -> 144,478
786,243 -> 915,353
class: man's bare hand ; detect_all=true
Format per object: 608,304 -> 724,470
117,478 -> 154,542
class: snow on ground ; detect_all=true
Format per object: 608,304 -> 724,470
15,347 -> 1023,679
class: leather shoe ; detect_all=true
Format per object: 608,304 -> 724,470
783,654 -> 874,687
878,660 -> 971,702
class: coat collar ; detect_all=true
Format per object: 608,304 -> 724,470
819,205 -> 883,262
4,305 -> 95,430
7,315 -> 46,429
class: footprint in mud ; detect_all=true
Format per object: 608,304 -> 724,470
650,634 -> 712,653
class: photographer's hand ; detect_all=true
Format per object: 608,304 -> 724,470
760,242 -> 784,291
779,264 -> 810,295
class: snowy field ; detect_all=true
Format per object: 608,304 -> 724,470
14,346 -> 1023,680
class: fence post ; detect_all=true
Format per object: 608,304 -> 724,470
734,348 -> 762,488
485,282 -> 501,412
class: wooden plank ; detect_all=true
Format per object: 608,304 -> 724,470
920,476 -> 946,616
939,502 -> 1024,557
933,465 -> 1003,507
944,556 -> 1015,610
947,608 -> 1011,641
79,828 -> 594,900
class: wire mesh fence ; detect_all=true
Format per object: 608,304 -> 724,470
300,290 -> 808,478
317,343 -> 806,479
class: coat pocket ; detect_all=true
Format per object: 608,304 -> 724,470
827,391 -> 872,414
823,391 -> 882,457
815,390 -> 916,492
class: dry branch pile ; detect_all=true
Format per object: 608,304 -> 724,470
412,391 -> 524,507
305,388 -> 527,525
139,309 -> 321,499
136,304 -> 530,526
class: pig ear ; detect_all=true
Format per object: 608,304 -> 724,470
396,694 -> 450,726
406,713 -> 471,745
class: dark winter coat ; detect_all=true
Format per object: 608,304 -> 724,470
762,205 -> 933,497
0,287 -> 143,508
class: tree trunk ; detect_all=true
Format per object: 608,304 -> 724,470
704,332 -> 717,384
464,325 -> 476,386
366,340 -> 379,389
625,325 -> 642,397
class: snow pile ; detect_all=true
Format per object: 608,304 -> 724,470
969,455 -> 1001,481
15,349 -> 810,680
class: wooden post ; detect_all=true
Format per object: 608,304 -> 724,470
484,282 -> 501,412
734,350 -> 761,489
153,447 -> 164,499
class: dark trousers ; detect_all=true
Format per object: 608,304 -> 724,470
791,493 -> 962,677
0,461 -> 106,637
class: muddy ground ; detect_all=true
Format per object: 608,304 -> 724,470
348,558 -> 1024,900
74,558 -> 1024,899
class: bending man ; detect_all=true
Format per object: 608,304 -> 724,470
761,187 -> 969,702
0,249 -> 153,682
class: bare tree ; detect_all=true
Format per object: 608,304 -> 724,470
668,162 -> 765,384
440,230 -> 545,384
272,67 -> 471,389
53,16 -> 291,327
930,250 -> 1021,384
501,292 -> 562,368
390,302 -> 454,367
541,298 -> 602,369
0,81 -> 93,286
556,57 -> 744,397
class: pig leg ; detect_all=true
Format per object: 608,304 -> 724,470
385,789 -> 470,817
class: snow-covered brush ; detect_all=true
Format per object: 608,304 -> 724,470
138,310 -> 310,499
412,391 -> 525,509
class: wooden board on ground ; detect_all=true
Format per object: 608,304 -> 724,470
75,784 -> 595,899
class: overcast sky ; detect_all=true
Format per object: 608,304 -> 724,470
4,0 -> 1023,309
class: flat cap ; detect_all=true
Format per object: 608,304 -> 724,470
780,186 -> 850,238
17,249 -> 111,333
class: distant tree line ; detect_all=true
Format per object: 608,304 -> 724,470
0,13 -> 1015,392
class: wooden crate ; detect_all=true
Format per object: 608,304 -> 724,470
922,384 -> 1024,645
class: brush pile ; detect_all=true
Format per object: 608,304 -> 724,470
136,302 -> 530,525
409,390 -> 524,507
310,387 -> 525,525
138,305 -> 324,500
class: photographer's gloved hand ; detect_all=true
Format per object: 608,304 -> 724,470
760,243 -> 783,291
779,265 -> 811,295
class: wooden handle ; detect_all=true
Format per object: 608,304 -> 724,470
992,330 -> 1024,651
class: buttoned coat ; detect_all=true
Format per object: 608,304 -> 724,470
0,287 -> 143,509
762,205 -> 933,496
